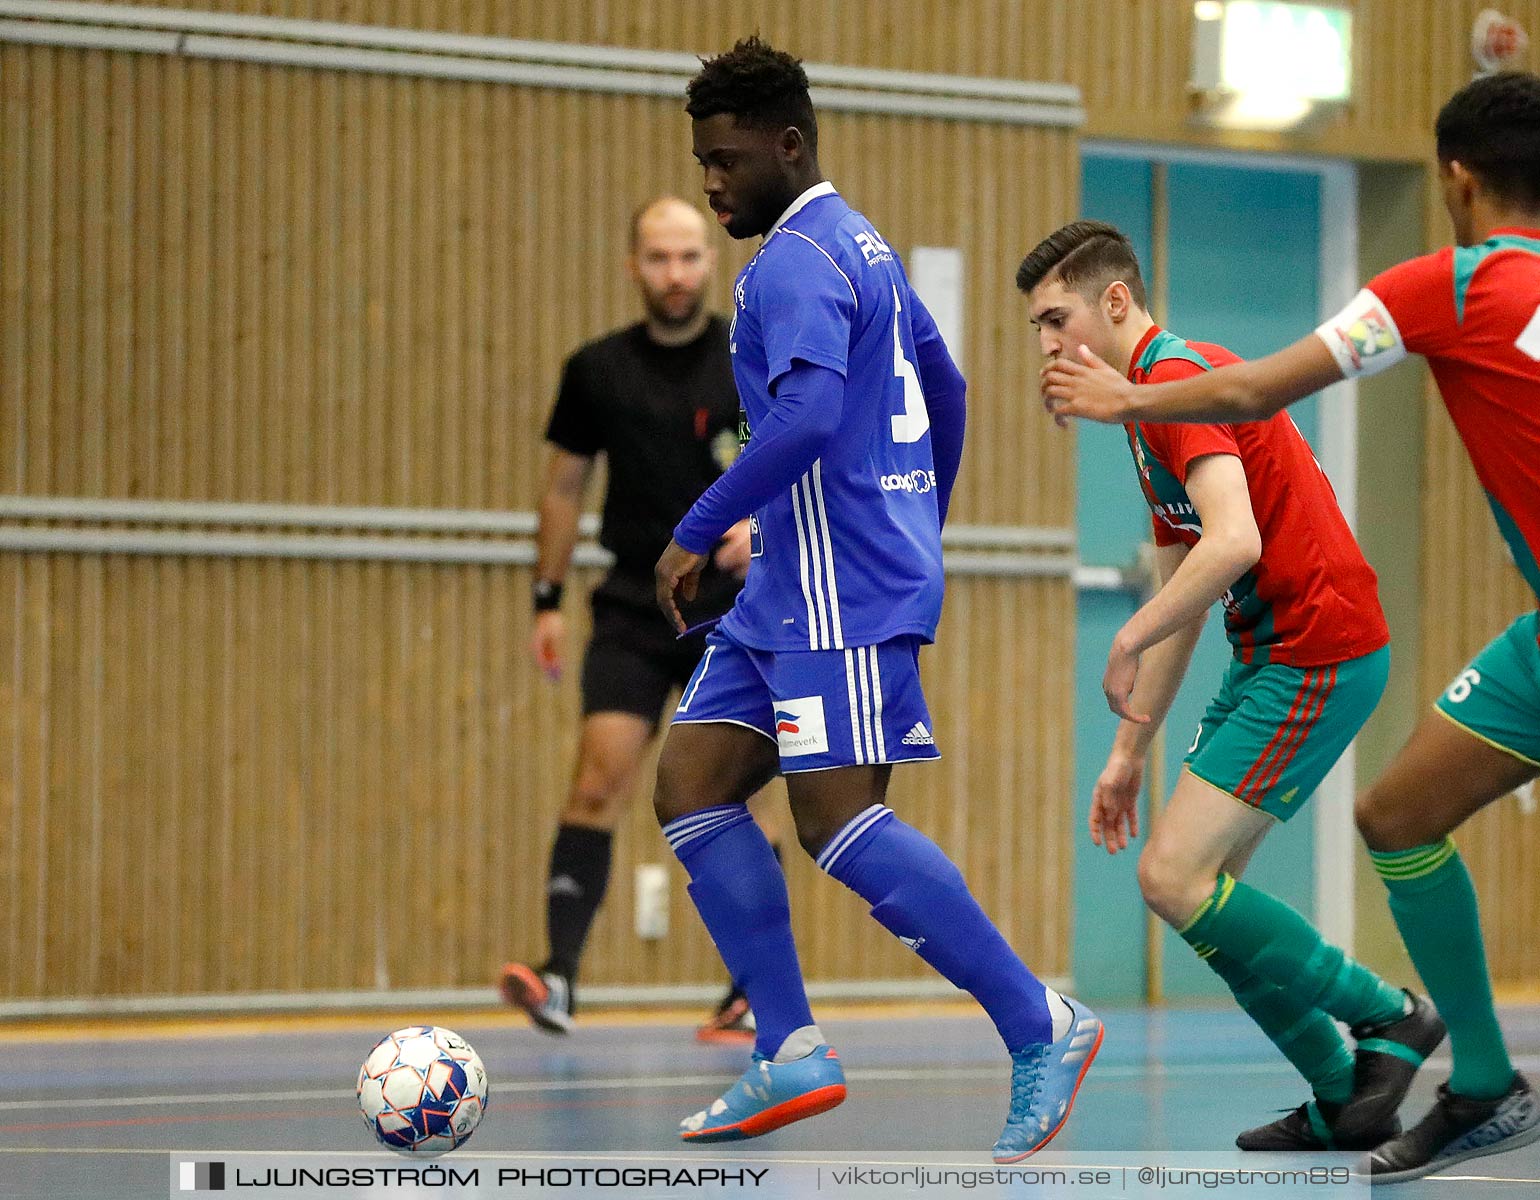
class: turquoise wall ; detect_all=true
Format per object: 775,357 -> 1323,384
1073,154 -> 1323,1003
1070,156 -> 1155,1003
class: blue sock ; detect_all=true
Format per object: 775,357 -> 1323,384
664,805 -> 816,1060
818,805 -> 1053,1051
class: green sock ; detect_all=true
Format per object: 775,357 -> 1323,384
1181,874 -> 1407,1029
1200,945 -> 1354,1104
1370,838 -> 1514,1100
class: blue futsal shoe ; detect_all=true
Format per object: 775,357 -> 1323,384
992,998 -> 1104,1163
679,1045 -> 847,1143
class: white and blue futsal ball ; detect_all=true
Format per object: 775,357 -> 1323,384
356,1025 -> 489,1154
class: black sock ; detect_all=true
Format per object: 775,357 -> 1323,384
541,824 -> 613,984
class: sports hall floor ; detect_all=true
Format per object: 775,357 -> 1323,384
8,1001 -> 1539,1198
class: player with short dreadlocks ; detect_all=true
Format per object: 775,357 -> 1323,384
650,37 -> 1101,1159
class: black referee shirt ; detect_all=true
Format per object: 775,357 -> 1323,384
545,315 -> 741,613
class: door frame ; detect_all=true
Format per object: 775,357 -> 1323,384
1081,141 -> 1363,960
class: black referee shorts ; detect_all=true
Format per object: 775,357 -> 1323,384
580,594 -> 712,728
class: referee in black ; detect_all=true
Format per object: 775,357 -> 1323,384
500,196 -> 780,1041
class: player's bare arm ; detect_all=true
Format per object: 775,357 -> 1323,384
1102,454 -> 1261,723
532,448 -> 597,679
1090,543 -> 1201,855
1043,335 -> 1344,425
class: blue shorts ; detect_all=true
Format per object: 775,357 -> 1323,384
672,630 -> 941,773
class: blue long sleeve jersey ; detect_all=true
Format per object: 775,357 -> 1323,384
674,183 -> 967,652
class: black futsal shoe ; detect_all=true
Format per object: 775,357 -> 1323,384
1334,990 -> 1445,1148
1369,1073 -> 1540,1183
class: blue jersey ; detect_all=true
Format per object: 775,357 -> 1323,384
720,184 -> 948,652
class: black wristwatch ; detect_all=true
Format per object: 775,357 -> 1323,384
532,579 -> 564,613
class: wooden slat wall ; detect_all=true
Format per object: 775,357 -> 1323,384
0,21 -> 1075,1000
120,0 -> 1540,159
0,550 -> 1069,997
9,0 -> 1539,1001
0,44 -> 1072,522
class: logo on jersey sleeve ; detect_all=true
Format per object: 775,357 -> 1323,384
854,229 -> 894,266
1340,312 -> 1397,368
1315,288 -> 1407,378
772,696 -> 828,757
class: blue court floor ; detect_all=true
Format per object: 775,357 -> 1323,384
6,1002 -> 1539,1198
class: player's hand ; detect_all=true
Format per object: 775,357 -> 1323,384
655,538 -> 706,635
1104,636 -> 1151,724
713,519 -> 753,580
1042,344 -> 1137,425
1089,752 -> 1143,854
530,611 -> 565,682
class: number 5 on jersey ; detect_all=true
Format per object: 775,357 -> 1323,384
890,287 -> 930,444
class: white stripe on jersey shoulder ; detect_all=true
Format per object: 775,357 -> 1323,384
775,228 -> 859,309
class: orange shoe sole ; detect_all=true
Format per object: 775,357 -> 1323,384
695,1025 -> 757,1045
681,1083 -> 847,1142
499,963 -> 547,1013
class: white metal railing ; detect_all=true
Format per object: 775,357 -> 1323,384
0,1 -> 1084,126
0,494 -> 1140,585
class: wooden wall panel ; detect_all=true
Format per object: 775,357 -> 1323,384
12,0 -> 1538,1002
0,18 -> 1076,1001
0,552 -> 1069,999
119,0 -> 1540,158
0,39 -> 1074,525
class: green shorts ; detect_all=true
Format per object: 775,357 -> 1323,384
1184,645 -> 1390,821
1434,611 -> 1540,768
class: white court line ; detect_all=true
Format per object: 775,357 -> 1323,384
0,1145 -> 1537,1184
14,1052 -> 1540,1114
1435,1175 -> 1540,1184
0,1060 -> 1308,1112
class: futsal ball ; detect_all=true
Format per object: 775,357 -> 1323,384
356,1025 -> 489,1154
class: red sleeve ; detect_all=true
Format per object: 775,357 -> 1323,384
1364,248 -> 1456,357
1139,358 -> 1241,485
1150,512 -> 1180,547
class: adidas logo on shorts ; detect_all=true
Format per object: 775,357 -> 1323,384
901,721 -> 935,747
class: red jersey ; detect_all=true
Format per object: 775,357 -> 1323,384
1127,326 -> 1389,667
1315,228 -> 1540,601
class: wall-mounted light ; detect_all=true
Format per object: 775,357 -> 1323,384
1190,1 -> 1352,132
